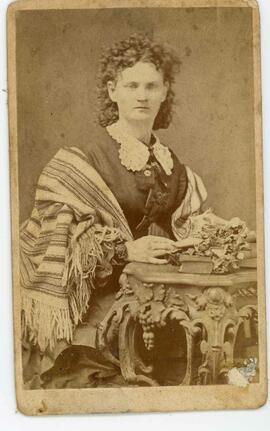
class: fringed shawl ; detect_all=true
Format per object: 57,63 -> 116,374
20,147 -> 207,352
20,147 -> 132,352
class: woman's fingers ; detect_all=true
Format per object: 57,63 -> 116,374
174,238 -> 202,248
151,244 -> 176,252
151,249 -> 172,257
126,236 -> 177,265
148,257 -> 168,265
148,235 -> 173,242
149,237 -> 177,248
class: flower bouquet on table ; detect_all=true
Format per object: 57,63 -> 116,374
169,209 -> 256,274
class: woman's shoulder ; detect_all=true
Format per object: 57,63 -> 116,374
77,123 -> 121,171
78,123 -> 115,157
160,141 -> 186,175
170,149 -> 184,166
158,134 -> 184,165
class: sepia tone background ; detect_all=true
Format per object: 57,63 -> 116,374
16,7 -> 256,228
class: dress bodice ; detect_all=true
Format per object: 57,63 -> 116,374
83,125 -> 188,239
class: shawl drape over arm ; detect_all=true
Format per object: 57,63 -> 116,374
20,146 -> 207,354
171,166 -> 208,239
20,147 -> 132,352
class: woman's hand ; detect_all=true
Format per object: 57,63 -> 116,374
125,235 -> 178,265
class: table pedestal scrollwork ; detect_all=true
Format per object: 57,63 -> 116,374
96,263 -> 258,386
185,287 -> 257,384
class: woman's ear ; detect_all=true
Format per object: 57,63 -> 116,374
107,80 -> 117,102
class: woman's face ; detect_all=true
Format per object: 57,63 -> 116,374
107,61 -> 168,125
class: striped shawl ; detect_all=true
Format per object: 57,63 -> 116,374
20,146 -> 207,352
20,147 -> 132,352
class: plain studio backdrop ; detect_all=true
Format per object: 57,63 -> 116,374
1,0 -> 270,428
16,7 -> 256,229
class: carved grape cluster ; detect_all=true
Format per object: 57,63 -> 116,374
138,306 -> 155,350
126,280 -> 188,351
142,331 -> 155,350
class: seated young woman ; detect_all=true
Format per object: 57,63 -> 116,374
20,34 -> 207,388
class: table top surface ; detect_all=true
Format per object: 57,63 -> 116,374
123,262 -> 257,287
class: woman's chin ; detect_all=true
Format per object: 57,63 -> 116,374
129,111 -> 153,121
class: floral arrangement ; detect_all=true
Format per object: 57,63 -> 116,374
169,210 -> 255,274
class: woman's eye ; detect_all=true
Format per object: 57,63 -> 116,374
126,83 -> 138,89
147,83 -> 157,90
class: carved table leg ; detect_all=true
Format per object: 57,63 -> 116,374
186,287 -> 258,385
96,273 -> 158,386
97,274 -> 196,386
97,272 -> 258,386
118,311 -> 157,386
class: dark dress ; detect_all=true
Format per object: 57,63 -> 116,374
85,126 -> 188,238
24,125 -> 189,389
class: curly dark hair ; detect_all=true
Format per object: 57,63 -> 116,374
96,34 -> 181,130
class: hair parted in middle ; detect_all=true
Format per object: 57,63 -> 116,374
96,33 -> 181,130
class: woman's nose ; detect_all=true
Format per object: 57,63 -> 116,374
136,87 -> 147,101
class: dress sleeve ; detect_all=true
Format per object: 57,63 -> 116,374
171,165 -> 208,240
175,156 -> 189,207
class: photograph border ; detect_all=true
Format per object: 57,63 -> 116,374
8,0 -> 267,415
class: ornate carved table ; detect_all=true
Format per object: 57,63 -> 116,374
97,263 -> 258,386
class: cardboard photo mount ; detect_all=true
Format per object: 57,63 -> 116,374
8,0 -> 267,415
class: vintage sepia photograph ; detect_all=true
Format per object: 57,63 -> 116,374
8,0 -> 267,414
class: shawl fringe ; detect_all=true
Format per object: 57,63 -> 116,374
21,147 -> 132,352
22,291 -> 73,352
22,221 -> 127,352
21,147 -> 207,352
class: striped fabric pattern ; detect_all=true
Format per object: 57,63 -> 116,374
171,166 -> 208,239
20,147 -> 132,352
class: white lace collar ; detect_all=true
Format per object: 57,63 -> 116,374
106,121 -> 174,176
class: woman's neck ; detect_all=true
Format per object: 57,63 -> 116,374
117,117 -> 153,146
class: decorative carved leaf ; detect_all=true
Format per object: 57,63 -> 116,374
151,301 -> 166,324
200,340 -> 209,355
128,300 -> 140,320
166,290 -> 188,311
223,341 -> 233,357
115,289 -> 124,300
185,293 -> 206,310
133,284 -> 153,304
153,284 -> 166,301
195,294 -> 208,310
164,308 -> 189,323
